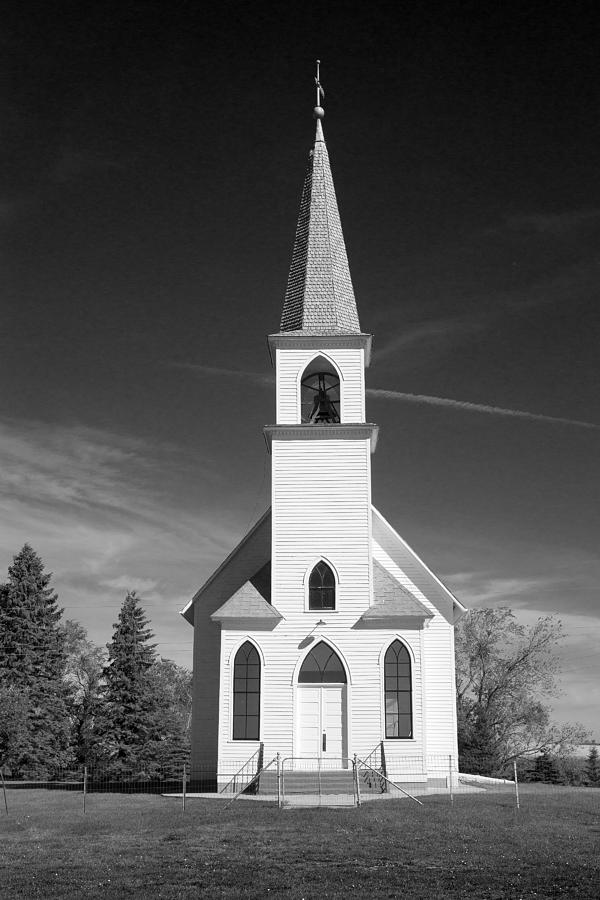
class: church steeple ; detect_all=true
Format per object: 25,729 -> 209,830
280,100 -> 361,335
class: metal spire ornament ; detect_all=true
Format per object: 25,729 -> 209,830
314,59 -> 325,119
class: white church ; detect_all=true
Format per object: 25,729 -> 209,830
182,99 -> 467,787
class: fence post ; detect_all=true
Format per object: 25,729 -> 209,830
83,766 -> 88,814
1,766 -> 8,815
448,755 -> 454,804
276,753 -> 281,809
182,764 -> 187,812
354,754 -> 361,807
513,759 -> 520,810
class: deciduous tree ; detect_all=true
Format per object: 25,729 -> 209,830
455,608 -> 588,773
62,620 -> 105,764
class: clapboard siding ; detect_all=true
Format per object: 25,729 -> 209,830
272,439 -> 371,618
218,624 -> 425,768
189,513 -> 271,772
372,541 -> 458,759
276,347 -> 365,423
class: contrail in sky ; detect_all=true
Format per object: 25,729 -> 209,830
367,388 -> 599,430
174,364 -> 598,430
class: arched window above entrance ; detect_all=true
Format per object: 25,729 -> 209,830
308,561 -> 336,610
298,642 -> 347,683
300,356 -> 341,424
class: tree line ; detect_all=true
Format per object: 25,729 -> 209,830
0,544 -> 191,776
455,606 -> 596,784
0,544 -> 596,784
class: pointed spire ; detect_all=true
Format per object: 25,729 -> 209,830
280,82 -> 361,335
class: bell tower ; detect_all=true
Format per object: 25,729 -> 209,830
264,83 -> 378,620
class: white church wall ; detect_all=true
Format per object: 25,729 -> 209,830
189,514 -> 270,774
217,624 -> 426,771
372,540 -> 458,760
271,437 -> 372,618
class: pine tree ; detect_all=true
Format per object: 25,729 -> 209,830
95,592 -> 187,775
585,746 -> 599,786
0,545 -> 72,773
532,749 -> 562,784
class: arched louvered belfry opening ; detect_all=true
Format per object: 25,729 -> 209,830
298,641 -> 347,683
232,641 -> 260,740
308,561 -> 336,610
300,356 -> 341,424
384,640 -> 412,739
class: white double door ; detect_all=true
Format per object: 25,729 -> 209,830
297,684 -> 346,763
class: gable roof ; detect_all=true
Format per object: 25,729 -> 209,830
211,581 -> 283,622
371,505 -> 467,622
360,559 -> 433,620
279,118 -> 361,335
180,509 -> 271,624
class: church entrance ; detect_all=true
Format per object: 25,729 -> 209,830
296,642 -> 347,764
297,684 -> 346,760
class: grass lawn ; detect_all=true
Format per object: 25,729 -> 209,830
1,788 -> 599,898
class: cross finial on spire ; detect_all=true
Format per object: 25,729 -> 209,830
314,59 -> 325,119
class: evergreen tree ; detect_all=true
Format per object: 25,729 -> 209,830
585,746 -> 599,786
95,592 -> 188,774
0,545 -> 72,773
532,750 -> 562,784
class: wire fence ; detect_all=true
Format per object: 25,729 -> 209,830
1,751 -> 598,814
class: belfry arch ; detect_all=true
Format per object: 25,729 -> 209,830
299,354 -> 342,423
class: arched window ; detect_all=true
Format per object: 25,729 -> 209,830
300,357 -> 340,423
233,641 -> 260,740
384,640 -> 412,739
298,642 -> 347,683
309,561 -> 335,610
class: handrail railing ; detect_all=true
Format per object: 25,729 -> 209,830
224,756 -> 278,808
219,744 -> 264,795
355,757 -> 423,805
361,742 -> 387,792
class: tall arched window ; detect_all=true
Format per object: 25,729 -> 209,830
233,641 -> 260,740
300,357 -> 341,423
298,642 -> 347,683
309,561 -> 336,610
384,640 -> 412,739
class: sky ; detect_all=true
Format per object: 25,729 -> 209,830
3,2 -> 599,738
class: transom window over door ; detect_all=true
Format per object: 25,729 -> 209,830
298,642 -> 347,683
384,640 -> 412,739
309,561 -> 335,610
233,641 -> 260,740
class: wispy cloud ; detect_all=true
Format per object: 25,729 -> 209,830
500,208 -> 600,235
172,362 -> 273,387
367,388 -> 600,430
0,418 -> 247,667
371,317 -> 484,365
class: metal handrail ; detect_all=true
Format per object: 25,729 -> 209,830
355,757 -> 423,805
218,744 -> 264,795
224,756 -> 278,808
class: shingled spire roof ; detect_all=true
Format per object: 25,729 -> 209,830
280,116 -> 361,334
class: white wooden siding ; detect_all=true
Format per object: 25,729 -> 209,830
372,541 -> 458,759
217,625 -> 425,768
275,347 -> 365,424
189,515 -> 270,772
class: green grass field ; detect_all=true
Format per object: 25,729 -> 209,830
1,788 -> 598,898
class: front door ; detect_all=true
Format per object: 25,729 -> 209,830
298,685 -> 345,761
